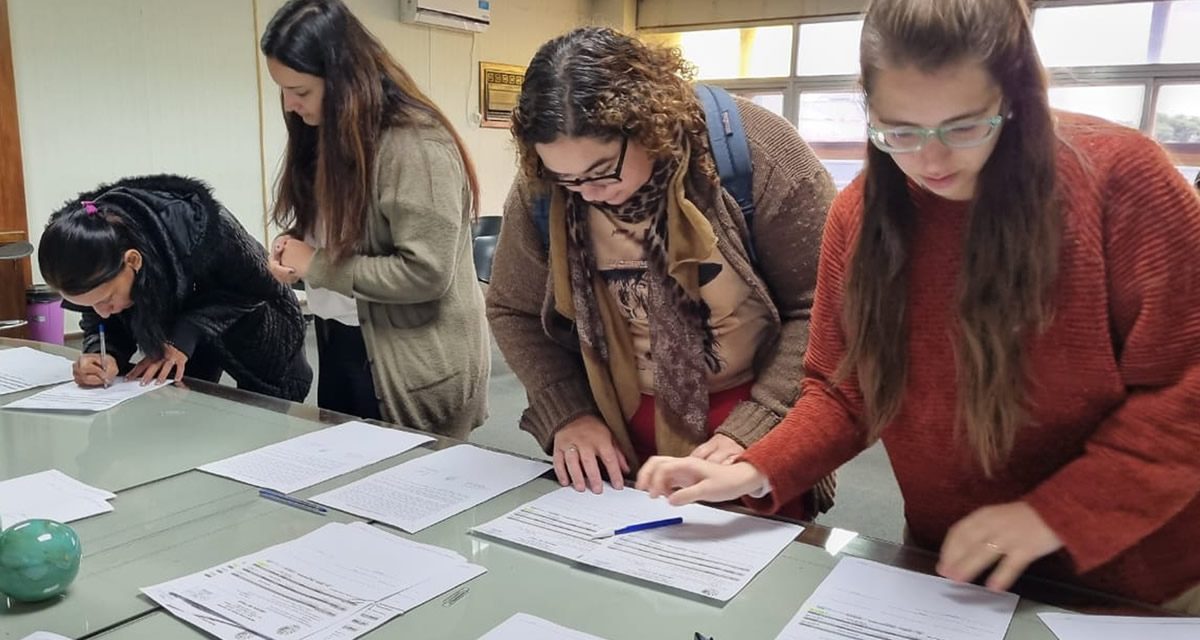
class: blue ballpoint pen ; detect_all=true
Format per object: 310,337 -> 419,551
590,516 -> 683,539
98,323 -> 109,388
258,488 -> 328,515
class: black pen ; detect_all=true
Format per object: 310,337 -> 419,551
694,633 -> 714,640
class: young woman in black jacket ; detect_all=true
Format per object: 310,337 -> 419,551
38,174 -> 313,402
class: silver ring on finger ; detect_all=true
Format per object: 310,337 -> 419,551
565,445 -> 578,455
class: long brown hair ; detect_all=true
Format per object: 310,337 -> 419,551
261,0 -> 480,260
511,27 -> 716,191
841,0 -> 1060,474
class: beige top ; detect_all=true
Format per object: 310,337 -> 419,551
588,206 -> 770,393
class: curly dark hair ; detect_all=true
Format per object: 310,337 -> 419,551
511,26 -> 715,187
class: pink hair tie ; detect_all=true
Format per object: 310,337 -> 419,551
82,200 -> 98,215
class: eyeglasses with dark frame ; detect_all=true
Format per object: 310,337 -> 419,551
538,137 -> 629,187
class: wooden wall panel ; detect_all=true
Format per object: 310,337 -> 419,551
0,0 -> 32,338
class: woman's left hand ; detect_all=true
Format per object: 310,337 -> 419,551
689,433 -> 746,464
278,238 -> 316,279
128,343 -> 189,385
937,501 -> 1063,592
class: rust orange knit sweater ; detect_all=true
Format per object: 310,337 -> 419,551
743,114 -> 1200,605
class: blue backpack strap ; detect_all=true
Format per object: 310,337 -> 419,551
532,194 -> 551,251
694,83 -> 757,263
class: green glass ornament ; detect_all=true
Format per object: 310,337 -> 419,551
0,519 -> 82,602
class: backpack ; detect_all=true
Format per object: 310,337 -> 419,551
530,84 -> 758,263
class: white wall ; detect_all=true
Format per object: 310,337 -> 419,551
10,0 -> 266,265
10,0 -> 592,330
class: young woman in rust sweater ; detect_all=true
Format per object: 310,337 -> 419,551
639,0 -> 1200,612
486,27 -> 836,519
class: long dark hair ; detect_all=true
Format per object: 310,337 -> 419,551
840,0 -> 1060,474
39,201 -> 172,358
261,0 -> 480,260
512,27 -> 715,190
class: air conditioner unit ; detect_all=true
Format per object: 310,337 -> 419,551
399,0 -> 491,33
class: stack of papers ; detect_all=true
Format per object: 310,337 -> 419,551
1038,612 -> 1200,640
3,379 -> 172,412
480,613 -> 606,639
0,469 -> 116,525
198,421 -> 434,493
142,522 -> 485,640
0,347 -> 73,395
471,487 -> 803,602
774,557 -> 1018,640
313,445 -> 550,532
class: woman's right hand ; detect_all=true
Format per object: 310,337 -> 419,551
636,457 -> 767,506
267,234 -> 299,285
552,415 -> 630,493
73,353 -> 118,388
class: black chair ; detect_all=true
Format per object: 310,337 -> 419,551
473,235 -> 498,284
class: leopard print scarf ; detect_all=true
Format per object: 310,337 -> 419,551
565,156 -> 716,440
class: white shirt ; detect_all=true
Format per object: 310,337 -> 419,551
303,230 -> 359,326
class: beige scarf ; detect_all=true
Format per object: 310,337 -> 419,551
550,147 -> 718,463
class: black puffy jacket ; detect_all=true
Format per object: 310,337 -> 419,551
57,174 -> 312,402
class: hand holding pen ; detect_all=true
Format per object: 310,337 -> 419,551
72,323 -> 119,388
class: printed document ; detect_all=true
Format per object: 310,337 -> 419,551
0,347 -> 73,395
1038,612 -> 1200,640
472,487 -> 802,602
4,378 -> 172,412
313,445 -> 550,532
198,421 -> 434,493
774,556 -> 1018,640
479,613 -> 607,639
142,521 -> 485,640
0,469 -> 116,525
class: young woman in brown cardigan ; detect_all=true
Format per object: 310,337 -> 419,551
261,0 -> 489,436
486,27 -> 836,519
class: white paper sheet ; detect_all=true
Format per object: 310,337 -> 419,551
3,378 -> 172,412
198,421 -> 434,493
20,633 -> 73,640
471,487 -> 803,602
1038,612 -> 1200,640
0,469 -> 116,526
313,445 -> 550,532
142,522 -> 485,640
0,347 -> 74,395
479,613 -> 607,639
774,557 -> 1018,640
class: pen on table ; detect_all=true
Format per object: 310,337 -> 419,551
98,322 -> 109,388
258,487 -> 328,515
590,516 -> 683,539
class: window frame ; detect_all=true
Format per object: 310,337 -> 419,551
639,1 -> 1200,171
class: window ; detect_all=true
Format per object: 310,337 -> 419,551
1034,3 -> 1156,67
643,2 -> 1200,188
1153,83 -> 1200,182
1047,85 -> 1145,128
741,92 -> 785,117
796,20 -> 863,76
644,26 -> 793,80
